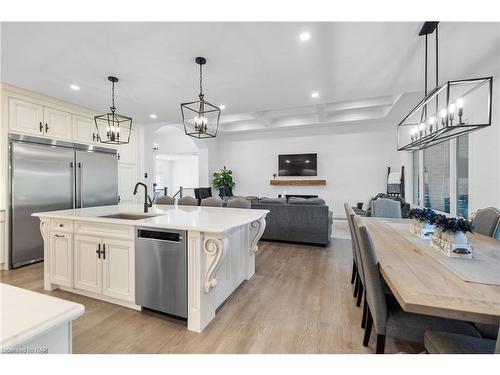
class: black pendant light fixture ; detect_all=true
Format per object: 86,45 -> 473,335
181,57 -> 221,139
397,22 -> 493,151
94,76 -> 133,145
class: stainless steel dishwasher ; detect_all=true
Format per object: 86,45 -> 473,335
135,227 -> 187,318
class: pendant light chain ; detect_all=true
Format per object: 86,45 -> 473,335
111,79 -> 116,112
199,63 -> 204,98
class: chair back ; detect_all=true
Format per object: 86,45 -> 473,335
201,197 -> 223,207
473,208 -> 500,237
344,203 -> 364,285
155,195 -> 175,205
194,187 -> 212,201
177,196 -> 198,206
353,215 -> 388,335
227,197 -> 251,209
496,327 -> 500,354
371,198 -> 402,218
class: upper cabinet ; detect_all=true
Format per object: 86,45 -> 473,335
72,115 -> 97,144
8,98 -> 44,136
43,107 -> 72,140
116,128 -> 137,165
9,98 -> 73,140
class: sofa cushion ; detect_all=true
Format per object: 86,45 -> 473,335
288,197 -> 325,206
242,195 -> 260,203
259,197 -> 287,205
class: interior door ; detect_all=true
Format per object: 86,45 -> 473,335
10,141 -> 74,268
76,149 -> 118,208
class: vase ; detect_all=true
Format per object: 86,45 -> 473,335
444,230 -> 468,245
434,227 -> 442,239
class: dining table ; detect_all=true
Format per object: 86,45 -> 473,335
364,217 -> 500,325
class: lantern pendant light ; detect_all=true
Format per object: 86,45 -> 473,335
181,57 -> 221,139
94,76 -> 133,145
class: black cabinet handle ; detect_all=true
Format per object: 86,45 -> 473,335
45,123 -> 49,132
39,122 -> 43,132
93,133 -> 96,142
96,243 -> 101,259
102,244 -> 106,260
54,234 -> 65,238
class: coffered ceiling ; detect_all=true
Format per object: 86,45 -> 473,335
1,22 -> 498,133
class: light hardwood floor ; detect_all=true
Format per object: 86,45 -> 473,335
0,229 -> 421,354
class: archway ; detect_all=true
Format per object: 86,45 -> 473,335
151,125 -> 199,198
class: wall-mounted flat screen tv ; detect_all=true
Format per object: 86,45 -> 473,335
278,153 -> 317,176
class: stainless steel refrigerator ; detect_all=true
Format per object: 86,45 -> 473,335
9,134 -> 118,268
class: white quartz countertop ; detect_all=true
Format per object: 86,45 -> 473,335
32,204 -> 268,233
0,283 -> 84,350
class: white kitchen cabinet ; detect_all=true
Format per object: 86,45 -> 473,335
8,97 -> 44,136
116,128 -> 136,165
49,232 -> 73,287
43,107 -> 72,140
74,234 -> 102,294
118,164 -> 137,204
73,233 -> 134,302
101,238 -> 134,302
72,115 -> 96,144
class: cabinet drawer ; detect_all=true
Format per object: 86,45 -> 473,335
51,219 -> 73,232
75,221 -> 134,239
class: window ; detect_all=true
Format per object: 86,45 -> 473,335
457,135 -> 469,218
413,151 -> 420,205
423,141 -> 450,213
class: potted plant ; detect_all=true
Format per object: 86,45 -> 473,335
212,166 -> 236,199
436,217 -> 473,245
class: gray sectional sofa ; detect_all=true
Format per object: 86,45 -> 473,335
249,196 -> 333,246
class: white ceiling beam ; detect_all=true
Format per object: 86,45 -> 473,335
250,111 -> 271,127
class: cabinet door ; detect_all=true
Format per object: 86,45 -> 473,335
101,238 -> 134,302
118,164 -> 137,204
44,107 -> 72,140
49,232 -> 73,287
74,234 -> 102,294
72,115 -> 97,144
116,128 -> 136,164
8,98 -> 44,136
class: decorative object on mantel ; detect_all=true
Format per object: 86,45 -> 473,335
181,56 -> 221,139
270,179 -> 326,186
94,76 -> 133,145
397,22 -> 493,151
212,166 -> 235,199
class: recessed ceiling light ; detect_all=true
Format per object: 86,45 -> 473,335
70,84 -> 80,91
219,105 -> 226,110
299,32 -> 311,42
149,114 -> 157,119
311,92 -> 319,99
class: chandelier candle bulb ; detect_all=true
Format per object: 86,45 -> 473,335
428,116 -> 435,133
457,98 -> 464,123
419,122 -> 425,138
449,103 -> 456,125
440,108 -> 447,127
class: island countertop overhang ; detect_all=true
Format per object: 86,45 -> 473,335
32,204 -> 269,234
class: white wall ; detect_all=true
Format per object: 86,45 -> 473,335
155,156 -> 199,196
215,122 -> 403,216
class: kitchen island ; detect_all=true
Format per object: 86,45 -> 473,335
33,204 -> 268,333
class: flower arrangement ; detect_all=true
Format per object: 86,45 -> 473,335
409,207 -> 437,223
434,217 -> 474,234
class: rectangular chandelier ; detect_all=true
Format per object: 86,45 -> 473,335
397,76 -> 493,151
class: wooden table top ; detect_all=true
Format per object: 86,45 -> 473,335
364,218 -> 500,325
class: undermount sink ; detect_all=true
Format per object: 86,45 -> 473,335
99,213 -> 161,220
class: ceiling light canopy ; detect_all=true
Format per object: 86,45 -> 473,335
94,76 -> 133,145
181,57 -> 220,139
397,22 -> 493,151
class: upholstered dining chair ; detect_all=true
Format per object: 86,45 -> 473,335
424,327 -> 500,354
371,198 -> 402,219
345,206 -> 365,305
344,203 -> 358,286
227,197 -> 251,209
473,207 -> 500,237
177,196 -> 198,206
155,195 -> 175,205
201,197 -> 223,207
353,215 -> 480,353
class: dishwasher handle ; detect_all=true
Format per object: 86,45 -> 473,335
137,229 -> 184,243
